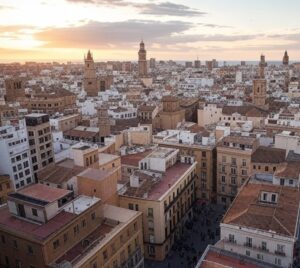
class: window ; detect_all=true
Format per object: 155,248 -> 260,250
242,169 -> 247,176
263,193 -> 267,201
242,159 -> 246,167
261,241 -> 267,251
265,166 -> 269,172
13,240 -> 18,248
277,244 -> 284,253
231,158 -> 236,166
221,176 -> 225,183
53,239 -> 60,249
103,250 -> 108,260
231,177 -> 236,185
271,194 -> 277,203
228,234 -> 235,243
32,208 -> 38,216
245,237 -> 252,247
148,245 -> 155,256
64,233 -> 68,243
149,234 -> 155,243
148,208 -> 153,217
246,250 -> 250,256
275,258 -> 282,266
202,151 -> 206,158
289,179 -> 293,185
81,219 -> 86,228
128,203 -> 134,210
73,225 -> 79,235
91,212 -> 96,220
28,245 -> 33,255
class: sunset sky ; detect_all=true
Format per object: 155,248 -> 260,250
1,0 -> 300,62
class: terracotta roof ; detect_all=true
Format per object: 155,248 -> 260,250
138,105 -> 156,112
0,206 -> 76,241
251,147 -> 286,164
219,135 -> 257,146
222,182 -> 300,237
37,159 -> 84,185
198,245 -> 276,268
121,150 -> 153,167
274,161 -> 300,179
222,105 -> 267,117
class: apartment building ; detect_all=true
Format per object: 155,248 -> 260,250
0,175 -> 12,204
119,147 -> 197,261
25,113 -> 55,179
154,129 -> 216,201
216,135 -> 259,205
0,121 -> 34,190
0,183 -> 144,268
218,176 -> 300,268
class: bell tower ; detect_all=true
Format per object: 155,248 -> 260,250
97,106 -> 111,143
253,55 -> 267,109
84,50 -> 99,96
138,40 -> 148,77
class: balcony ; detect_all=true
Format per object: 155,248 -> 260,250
275,250 -> 286,257
243,242 -> 252,248
120,247 -> 143,268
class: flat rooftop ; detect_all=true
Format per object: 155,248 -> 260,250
63,196 -> 100,215
99,153 -> 119,166
148,147 -> 176,158
13,184 -> 72,204
121,162 -> 193,201
77,168 -> 114,181
25,113 -> 48,117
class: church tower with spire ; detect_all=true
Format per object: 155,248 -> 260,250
138,40 -> 148,77
83,50 -> 99,96
252,55 -> 267,109
283,50 -> 289,65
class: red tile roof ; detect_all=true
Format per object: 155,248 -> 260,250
0,206 -> 76,241
121,150 -> 153,167
222,182 -> 300,237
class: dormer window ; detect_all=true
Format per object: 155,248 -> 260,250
260,191 -> 278,204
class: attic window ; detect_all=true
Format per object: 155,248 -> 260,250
260,191 -> 278,204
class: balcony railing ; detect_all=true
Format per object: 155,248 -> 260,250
275,250 -> 286,256
120,247 -> 143,268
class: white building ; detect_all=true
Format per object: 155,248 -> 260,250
218,176 -> 300,268
0,120 -> 34,190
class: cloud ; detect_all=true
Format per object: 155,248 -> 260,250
134,2 -> 206,17
0,5 -> 14,10
66,0 -> 206,17
35,20 -> 191,48
198,23 -> 233,29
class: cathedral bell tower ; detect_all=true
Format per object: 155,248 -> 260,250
252,55 -> 267,109
83,50 -> 99,96
138,40 -> 148,77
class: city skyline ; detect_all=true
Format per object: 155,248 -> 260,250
1,0 -> 300,61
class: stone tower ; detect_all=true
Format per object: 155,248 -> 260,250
5,78 -> 25,102
283,50 -> 289,66
83,50 -> 99,96
253,55 -> 267,109
138,40 -> 147,77
97,106 -> 111,143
